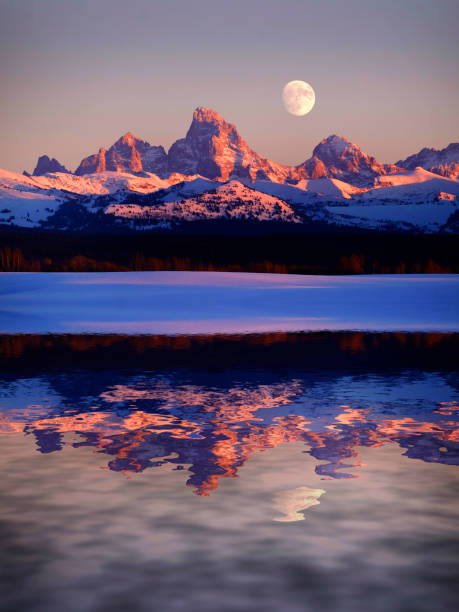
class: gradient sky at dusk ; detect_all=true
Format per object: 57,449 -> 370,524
1,0 -> 458,173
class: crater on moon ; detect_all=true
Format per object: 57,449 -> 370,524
282,80 -> 315,116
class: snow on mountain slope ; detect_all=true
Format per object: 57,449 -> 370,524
0,168 -> 212,228
314,169 -> 459,231
161,177 -> 222,201
0,168 -> 43,191
249,181 -> 317,207
0,187 -> 62,228
0,169 -> 65,226
1,158 -> 458,232
363,171 -> 459,203
324,202 -> 457,232
251,172 -> 458,232
373,167 -> 452,187
104,180 -> 301,226
46,171 -> 170,195
250,177 -> 364,211
299,177 -> 364,199
396,143 -> 459,179
0,167 -> 203,197
296,135 -> 401,186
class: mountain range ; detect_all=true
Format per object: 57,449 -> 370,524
26,107 -> 458,183
1,107 -> 458,234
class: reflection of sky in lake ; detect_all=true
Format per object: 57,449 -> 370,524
1,271 -> 459,333
1,332 -> 458,612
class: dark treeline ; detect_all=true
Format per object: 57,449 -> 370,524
0,231 -> 457,274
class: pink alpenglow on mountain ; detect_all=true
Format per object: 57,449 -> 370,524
297,135 -> 402,186
167,107 -> 294,183
75,133 -> 167,177
104,180 -> 301,225
396,143 -> 459,180
29,107 -> 458,189
75,147 -> 107,175
2,106 -> 458,234
71,109 -> 407,186
166,109 -> 405,186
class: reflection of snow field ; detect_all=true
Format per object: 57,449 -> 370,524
273,486 -> 326,522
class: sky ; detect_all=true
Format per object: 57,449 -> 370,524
1,0 -> 458,173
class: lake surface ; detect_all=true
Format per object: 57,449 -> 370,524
1,330 -> 458,612
1,272 -> 458,611
1,271 -> 458,333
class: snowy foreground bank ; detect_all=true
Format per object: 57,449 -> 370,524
0,271 -> 458,334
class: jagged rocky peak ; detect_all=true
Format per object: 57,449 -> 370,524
192,106 -> 228,125
116,131 -> 139,145
188,107 -> 243,144
28,107 -> 456,188
75,132 -> 168,177
314,134 -> 353,153
31,155 -> 70,176
297,134 -> 401,186
168,107 -> 292,182
297,156 -> 327,179
75,148 -> 107,175
396,142 -> 459,179
397,142 -> 459,168
313,134 -> 374,165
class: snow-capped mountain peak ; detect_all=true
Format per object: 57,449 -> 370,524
3,105 -> 458,235
396,142 -> 459,179
167,107 -> 292,182
314,134 -> 353,155
295,134 -> 402,186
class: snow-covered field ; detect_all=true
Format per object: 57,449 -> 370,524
1,272 -> 458,334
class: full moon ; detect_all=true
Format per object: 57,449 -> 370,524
282,80 -> 315,116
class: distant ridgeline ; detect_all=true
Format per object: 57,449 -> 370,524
0,232 -> 457,274
0,107 -> 458,238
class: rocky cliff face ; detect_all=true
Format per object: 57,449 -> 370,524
428,162 -> 459,180
75,132 -> 167,177
167,107 -> 293,182
75,148 -> 107,175
296,135 -> 401,186
397,142 -> 459,179
30,155 -> 70,176
167,110 -> 404,186
37,107 -> 457,186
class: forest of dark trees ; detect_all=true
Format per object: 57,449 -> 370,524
0,231 -> 457,274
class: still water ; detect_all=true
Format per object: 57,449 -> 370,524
1,332 -> 458,611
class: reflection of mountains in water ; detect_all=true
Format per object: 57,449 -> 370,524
1,332 -> 458,496
2,331 -> 459,372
